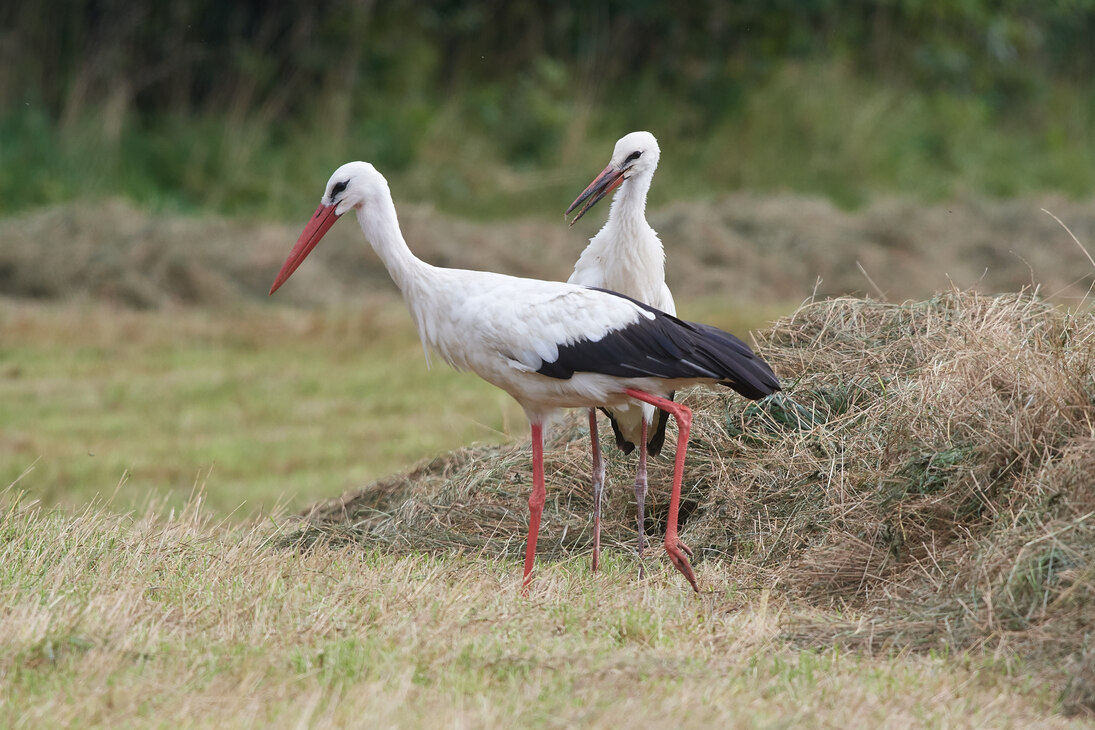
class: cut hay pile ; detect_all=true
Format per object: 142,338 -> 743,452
288,290 -> 1095,701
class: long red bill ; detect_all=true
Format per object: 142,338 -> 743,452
269,204 -> 341,295
566,164 -> 626,226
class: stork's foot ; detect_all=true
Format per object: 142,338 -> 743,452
665,538 -> 699,592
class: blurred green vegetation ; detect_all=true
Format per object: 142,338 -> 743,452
2,1 -> 1095,218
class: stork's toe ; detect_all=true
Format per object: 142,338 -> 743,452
665,539 -> 699,592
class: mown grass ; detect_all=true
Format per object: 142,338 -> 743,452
4,293 -> 1095,726
0,490 -> 1081,729
0,300 -> 525,516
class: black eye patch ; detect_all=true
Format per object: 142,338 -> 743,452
624,150 -> 642,163
330,180 -> 349,197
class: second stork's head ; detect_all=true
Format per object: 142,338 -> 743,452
566,131 -> 660,225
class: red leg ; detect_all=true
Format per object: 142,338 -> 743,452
588,409 -> 605,573
623,389 -> 699,592
522,422 -> 547,595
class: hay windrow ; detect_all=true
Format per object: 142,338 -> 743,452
285,290 -> 1095,694
4,196 -> 1095,309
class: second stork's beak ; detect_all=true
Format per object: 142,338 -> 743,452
566,163 -> 626,226
269,204 -> 341,295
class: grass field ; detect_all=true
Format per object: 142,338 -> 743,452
5,190 -> 1095,726
4,291 -> 1095,727
0,491 -> 1082,729
0,300 -> 528,516
7,14 -> 1095,717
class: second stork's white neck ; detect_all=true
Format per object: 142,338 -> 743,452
593,166 -> 666,291
606,167 -> 655,231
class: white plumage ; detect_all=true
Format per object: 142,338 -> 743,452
270,161 -> 780,593
565,131 -> 677,567
569,132 -> 675,315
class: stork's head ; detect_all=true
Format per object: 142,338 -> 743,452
269,161 -> 390,294
566,131 -> 660,225
318,161 -> 391,215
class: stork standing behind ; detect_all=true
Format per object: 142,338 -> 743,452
269,161 -> 780,593
565,131 -> 676,570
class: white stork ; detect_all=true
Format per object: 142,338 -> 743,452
565,131 -> 677,571
270,161 -> 780,593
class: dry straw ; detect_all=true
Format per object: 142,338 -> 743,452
286,290 -> 1095,704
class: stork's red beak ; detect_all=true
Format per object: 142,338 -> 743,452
269,204 -> 341,295
566,163 -> 626,226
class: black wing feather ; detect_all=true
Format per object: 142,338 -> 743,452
537,288 -> 780,401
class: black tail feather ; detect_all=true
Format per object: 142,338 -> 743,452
602,408 -> 635,455
600,389 -> 674,457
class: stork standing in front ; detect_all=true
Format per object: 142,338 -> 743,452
269,161 -> 780,593
565,131 -> 677,571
